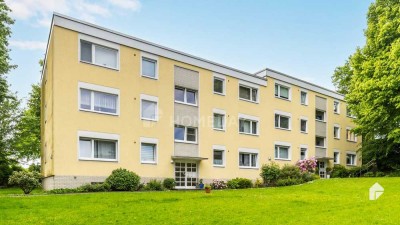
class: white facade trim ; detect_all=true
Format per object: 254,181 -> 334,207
78,82 -> 120,116
238,113 -> 259,121
213,73 -> 226,96
140,51 -> 159,79
140,94 -> 159,121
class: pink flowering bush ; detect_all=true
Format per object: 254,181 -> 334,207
211,179 -> 227,189
296,157 -> 317,173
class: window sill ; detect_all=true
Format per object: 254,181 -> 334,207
315,119 -> 326,123
80,60 -> 119,71
316,146 -> 327,149
174,100 -> 198,107
346,115 -> 356,119
141,161 -> 157,165
239,166 -> 259,170
334,137 -> 340,140
346,140 -> 357,143
300,131 -> 308,134
301,103 -> 308,106
79,109 -> 119,116
334,112 -> 340,115
239,98 -> 258,104
346,164 -> 357,167
275,96 -> 291,102
334,162 -> 340,165
213,165 -> 225,168
141,74 -> 158,80
275,158 -> 291,161
141,117 -> 158,122
213,128 -> 226,132
238,132 -> 259,136
174,140 -> 198,144
275,127 -> 291,131
79,158 -> 118,162
213,92 -> 225,96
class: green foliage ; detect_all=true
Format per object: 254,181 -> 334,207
331,165 -> 350,178
80,183 -> 111,192
105,168 -> 140,191
144,180 -> 163,191
332,0 -> 400,171
227,178 -> 252,189
8,171 -> 41,194
254,178 -> 263,188
363,172 -> 375,177
279,164 -> 302,180
302,172 -> 319,182
376,171 -> 386,177
12,84 -> 41,160
260,162 -> 281,186
162,178 -> 176,190
28,163 -> 41,173
0,159 -> 23,186
276,178 -> 304,187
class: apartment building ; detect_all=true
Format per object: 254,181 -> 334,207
41,14 -> 360,190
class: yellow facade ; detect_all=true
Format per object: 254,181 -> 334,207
41,14 -> 360,190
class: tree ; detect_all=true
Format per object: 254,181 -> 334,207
332,0 -> 400,170
12,84 -> 41,161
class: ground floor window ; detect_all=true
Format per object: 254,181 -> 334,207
275,145 -> 290,160
300,148 -> 307,160
239,152 -> 258,168
79,138 -> 117,160
346,153 -> 356,166
334,152 -> 340,164
213,149 -> 224,166
141,143 -> 157,163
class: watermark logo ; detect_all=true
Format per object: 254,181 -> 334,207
369,182 -> 384,200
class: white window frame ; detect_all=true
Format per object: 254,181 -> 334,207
334,150 -> 340,164
77,131 -> 119,162
213,108 -> 226,131
346,127 -> 358,142
316,136 -> 326,148
300,89 -> 308,105
78,34 -> 120,70
334,124 -> 341,139
300,145 -> 308,160
274,141 -> 292,161
212,145 -> 226,167
334,100 -> 340,114
238,148 -> 259,169
346,151 -> 357,166
140,94 -> 159,121
174,125 -> 198,144
213,73 -> 226,95
174,86 -> 197,106
346,105 -> 356,118
274,81 -> 292,101
238,81 -> 259,103
78,82 -> 120,116
140,52 -> 159,79
274,110 -> 292,130
238,113 -> 259,136
140,137 -> 158,164
300,116 -> 308,133
315,109 -> 326,122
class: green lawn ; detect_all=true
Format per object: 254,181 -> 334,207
0,178 -> 398,224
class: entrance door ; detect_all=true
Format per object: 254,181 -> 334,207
318,161 -> 326,178
175,162 -> 198,189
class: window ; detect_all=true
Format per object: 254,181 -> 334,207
79,138 -> 117,161
141,57 -> 157,79
300,119 -> 308,133
315,110 -> 325,121
300,91 -> 308,105
213,113 -> 225,130
80,40 -> 118,69
346,106 -> 355,118
275,114 -> 290,130
213,77 -> 225,95
346,153 -> 356,166
346,128 -> 357,142
239,152 -> 258,168
141,94 -> 158,121
300,148 -> 307,160
275,84 -> 290,99
174,125 -> 197,143
334,126 -> 340,139
79,84 -> 119,115
316,137 -> 325,148
239,85 -> 258,102
275,145 -> 290,160
213,150 -> 224,166
334,151 -> 340,164
239,118 -> 258,135
141,143 -> 156,163
175,87 -> 197,105
334,101 -> 340,114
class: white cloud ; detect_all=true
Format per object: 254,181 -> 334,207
5,0 -> 140,27
107,0 -> 141,11
10,40 -> 47,51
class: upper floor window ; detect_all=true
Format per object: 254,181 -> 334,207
174,125 -> 197,143
213,145 -> 226,167
239,85 -> 258,102
80,40 -> 118,69
315,110 -> 325,122
300,91 -> 308,105
334,101 -> 340,114
140,94 -> 158,121
346,128 -> 357,142
275,83 -> 290,100
300,119 -> 308,133
175,87 -> 197,105
213,75 -> 226,95
239,115 -> 259,135
213,113 -> 225,131
316,136 -> 326,148
141,59 -> 157,79
334,125 -> 340,139
346,106 -> 356,118
346,153 -> 356,166
334,151 -> 340,164
79,82 -> 119,115
275,114 -> 290,130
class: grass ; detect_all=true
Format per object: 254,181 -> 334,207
0,178 -> 399,224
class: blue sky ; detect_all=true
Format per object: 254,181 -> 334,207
6,0 -> 373,102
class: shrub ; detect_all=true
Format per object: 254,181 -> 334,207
8,171 -> 41,194
260,162 -> 281,186
302,172 -> 318,182
48,188 -> 82,194
227,178 -> 252,189
162,178 -> 176,190
227,179 -> 239,189
280,164 -> 302,180
144,180 -> 163,191
28,163 -> 41,173
0,161 -> 23,187
105,168 -> 140,191
296,157 -> 317,173
375,171 -> 385,177
80,183 -> 111,192
211,179 -> 227,189
387,171 -> 400,177
363,172 -> 375,177
254,178 -> 263,188
276,178 -> 304,187
348,166 -> 363,177
331,165 -> 349,178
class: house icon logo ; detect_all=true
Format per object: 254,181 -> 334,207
369,183 -> 384,200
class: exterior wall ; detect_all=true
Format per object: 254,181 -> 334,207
41,19 -> 361,190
